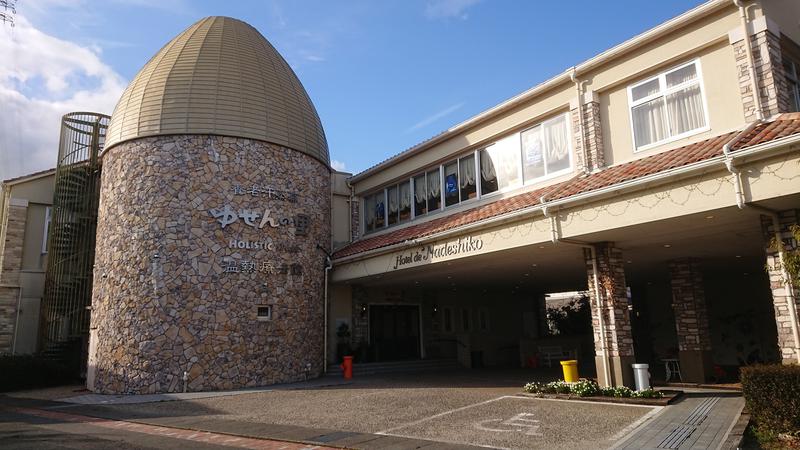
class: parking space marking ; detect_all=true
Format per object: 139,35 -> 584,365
474,413 -> 543,436
608,405 -> 664,444
376,395 -> 519,435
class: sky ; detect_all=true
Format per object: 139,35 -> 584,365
0,0 -> 707,181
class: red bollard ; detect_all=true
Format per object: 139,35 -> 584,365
340,355 -> 353,379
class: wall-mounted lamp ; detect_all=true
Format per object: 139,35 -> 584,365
359,303 -> 368,319
432,304 -> 439,317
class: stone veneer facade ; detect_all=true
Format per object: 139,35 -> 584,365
669,258 -> 713,382
571,99 -> 605,174
88,135 -> 330,394
0,200 -> 28,352
762,209 -> 800,363
584,243 -> 635,387
734,29 -> 792,122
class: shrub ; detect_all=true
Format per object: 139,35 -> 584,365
523,379 -> 662,399
0,354 -> 73,392
741,364 -> 800,435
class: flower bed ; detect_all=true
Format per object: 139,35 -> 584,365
522,380 -> 677,405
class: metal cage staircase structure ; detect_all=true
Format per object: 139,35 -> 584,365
39,112 -> 109,376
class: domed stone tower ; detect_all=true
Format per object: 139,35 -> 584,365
88,17 -> 330,394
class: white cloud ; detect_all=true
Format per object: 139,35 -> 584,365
331,160 -> 348,172
424,0 -> 482,20
0,16 -> 126,181
406,102 -> 465,133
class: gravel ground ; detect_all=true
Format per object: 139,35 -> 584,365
89,369 -> 656,449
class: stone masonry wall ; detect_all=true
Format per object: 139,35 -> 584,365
350,196 -> 360,242
571,101 -> 605,174
761,209 -> 800,363
89,135 -> 330,394
0,202 -> 27,352
584,243 -> 634,358
668,258 -> 712,353
734,30 -> 791,121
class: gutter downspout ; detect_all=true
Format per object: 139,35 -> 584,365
571,68 -> 591,176
723,121 -> 800,364
542,199 -> 611,385
733,0 -> 765,121
346,179 -> 355,243
323,255 -> 333,373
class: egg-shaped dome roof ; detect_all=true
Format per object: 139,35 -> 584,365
104,16 -> 329,165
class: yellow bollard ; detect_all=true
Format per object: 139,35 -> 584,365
560,359 -> 579,382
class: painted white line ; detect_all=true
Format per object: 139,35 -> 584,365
378,430 -> 514,450
608,405 -> 665,445
375,395 -> 518,435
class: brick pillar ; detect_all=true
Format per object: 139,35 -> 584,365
761,209 -> 800,363
0,199 -> 29,353
571,92 -> 605,174
584,243 -> 635,387
732,21 -> 792,121
669,258 -> 714,383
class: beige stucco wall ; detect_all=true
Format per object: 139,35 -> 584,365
601,40 -> 745,166
331,171 -> 352,249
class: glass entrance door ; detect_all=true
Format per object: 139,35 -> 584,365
369,305 -> 421,361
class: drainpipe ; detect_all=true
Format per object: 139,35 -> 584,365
723,122 -> 800,364
542,199 -> 611,385
346,179 -> 355,243
323,255 -> 332,374
570,68 -> 591,175
733,0 -> 765,121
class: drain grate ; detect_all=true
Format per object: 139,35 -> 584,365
657,397 -> 721,449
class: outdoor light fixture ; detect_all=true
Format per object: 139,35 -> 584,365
663,244 -> 672,248
359,303 -> 367,319
432,304 -> 439,317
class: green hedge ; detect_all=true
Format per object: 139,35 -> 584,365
741,364 -> 800,434
0,354 -> 73,392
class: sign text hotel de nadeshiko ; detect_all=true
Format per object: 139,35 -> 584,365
392,236 -> 484,270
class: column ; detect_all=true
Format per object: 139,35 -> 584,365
731,17 -> 792,121
571,90 -> 606,174
762,210 -> 800,364
584,243 -> 635,387
669,258 -> 714,383
0,198 -> 29,353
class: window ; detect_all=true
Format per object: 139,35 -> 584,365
364,192 -> 385,232
444,161 -> 459,207
256,305 -> 272,321
785,57 -> 800,112
478,308 -> 489,331
461,308 -> 471,332
443,307 -> 453,333
459,154 -> 477,201
427,168 -> 441,211
521,113 -> 571,182
413,174 -> 427,216
42,206 -> 52,254
398,182 -> 411,222
629,61 -> 708,150
479,137 -> 520,195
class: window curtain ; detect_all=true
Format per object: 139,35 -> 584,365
666,85 -> 705,135
399,183 -> 411,210
632,98 -> 667,147
414,177 -> 426,203
480,150 -> 497,183
427,171 -> 441,198
544,116 -> 569,163
460,159 -> 476,188
388,188 -> 399,215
